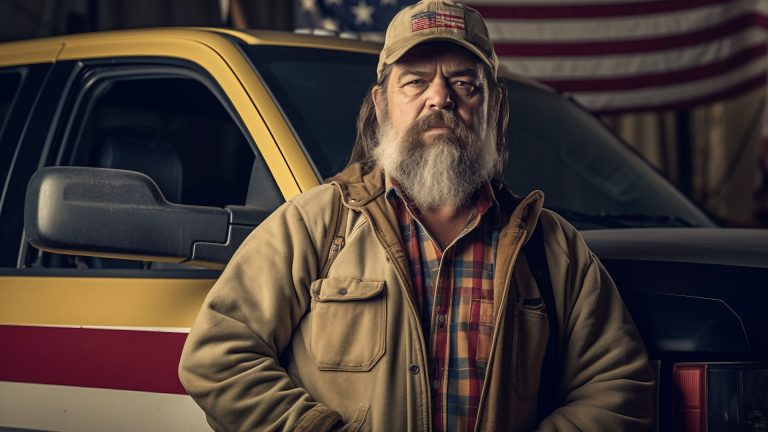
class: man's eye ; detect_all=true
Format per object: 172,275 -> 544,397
453,81 -> 475,91
406,79 -> 425,86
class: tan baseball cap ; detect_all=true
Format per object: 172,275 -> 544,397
378,0 -> 498,80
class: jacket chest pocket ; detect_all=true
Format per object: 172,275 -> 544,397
309,277 -> 386,371
511,298 -> 549,398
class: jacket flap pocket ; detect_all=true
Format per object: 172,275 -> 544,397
312,277 -> 385,302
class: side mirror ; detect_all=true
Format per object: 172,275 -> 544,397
24,166 -> 271,268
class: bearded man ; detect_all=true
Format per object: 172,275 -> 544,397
179,1 -> 656,431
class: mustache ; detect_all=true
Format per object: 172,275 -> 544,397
403,110 -> 477,147
413,110 -> 469,133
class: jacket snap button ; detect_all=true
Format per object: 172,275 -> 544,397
409,364 -> 420,374
338,288 -> 348,296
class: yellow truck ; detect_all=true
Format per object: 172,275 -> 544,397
3,28 -> 765,432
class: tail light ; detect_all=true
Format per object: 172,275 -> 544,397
673,363 -> 768,432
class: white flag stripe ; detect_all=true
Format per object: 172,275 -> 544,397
575,56 -> 768,110
485,2 -> 768,42
0,381 -> 210,432
462,0 -> 655,6
2,323 -> 193,333
499,28 -> 767,79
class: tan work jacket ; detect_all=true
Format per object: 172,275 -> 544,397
179,164 -> 655,431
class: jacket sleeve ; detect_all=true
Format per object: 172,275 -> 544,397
178,196 -> 342,432
537,216 -> 656,432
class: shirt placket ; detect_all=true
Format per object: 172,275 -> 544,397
431,245 -> 451,431
400,213 -> 453,431
431,214 -> 484,430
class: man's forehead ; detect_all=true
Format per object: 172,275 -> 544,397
393,42 -> 485,73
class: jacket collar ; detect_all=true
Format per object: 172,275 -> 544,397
326,163 -> 386,208
327,163 -> 545,245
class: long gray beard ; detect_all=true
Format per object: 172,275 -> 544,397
374,112 -> 497,209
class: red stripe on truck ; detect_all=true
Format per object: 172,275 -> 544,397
0,325 -> 188,394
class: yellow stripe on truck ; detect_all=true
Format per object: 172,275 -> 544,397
0,276 -> 213,327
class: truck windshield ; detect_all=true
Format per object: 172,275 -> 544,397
245,44 -> 714,229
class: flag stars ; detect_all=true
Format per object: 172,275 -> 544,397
301,0 -> 317,11
321,17 -> 340,31
352,0 -> 375,25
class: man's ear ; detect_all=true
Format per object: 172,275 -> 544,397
485,85 -> 501,123
372,85 -> 384,124
491,85 -> 503,108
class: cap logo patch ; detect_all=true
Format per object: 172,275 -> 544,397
411,8 -> 466,33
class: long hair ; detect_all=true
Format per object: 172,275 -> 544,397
347,64 -> 510,177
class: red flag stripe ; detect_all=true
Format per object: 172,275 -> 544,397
413,24 -> 465,30
0,325 -> 188,394
493,12 -> 768,56
537,43 -> 767,92
470,0 -> 736,19
413,18 -> 464,24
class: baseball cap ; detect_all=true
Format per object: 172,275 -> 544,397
378,0 -> 498,80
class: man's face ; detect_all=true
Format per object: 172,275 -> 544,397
374,42 -> 489,144
371,42 -> 498,209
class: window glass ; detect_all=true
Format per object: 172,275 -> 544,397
0,71 -> 23,181
247,45 -> 713,228
0,71 -> 21,133
34,74 -> 257,270
246,45 -> 376,178
502,80 -> 714,228
69,76 -> 254,207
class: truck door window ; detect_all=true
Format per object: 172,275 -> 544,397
0,71 -> 21,132
0,70 -> 22,181
31,73 -> 258,270
69,76 -> 254,207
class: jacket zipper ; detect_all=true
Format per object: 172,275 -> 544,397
320,235 -> 345,278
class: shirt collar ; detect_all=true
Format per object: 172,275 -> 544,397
385,177 -> 499,218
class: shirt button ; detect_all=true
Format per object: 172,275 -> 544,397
408,364 -> 420,374
437,315 -> 446,324
432,379 -> 440,389
337,288 -> 348,296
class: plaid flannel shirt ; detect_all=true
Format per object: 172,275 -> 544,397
387,181 -> 502,432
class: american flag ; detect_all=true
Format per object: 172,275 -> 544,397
411,10 -> 465,32
295,0 -> 768,115
294,0 -> 416,39
465,0 -> 768,115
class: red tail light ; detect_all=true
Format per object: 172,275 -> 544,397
673,365 -> 706,432
673,363 -> 768,432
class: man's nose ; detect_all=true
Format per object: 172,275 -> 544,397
426,79 -> 455,111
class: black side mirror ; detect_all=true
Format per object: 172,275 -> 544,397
24,167 -> 270,268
